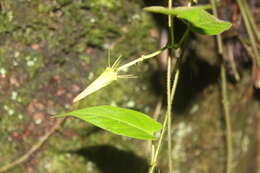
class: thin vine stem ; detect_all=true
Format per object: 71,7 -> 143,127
167,54 -> 173,173
210,0 -> 233,173
167,0 -> 174,172
237,0 -> 260,68
149,27 -> 187,173
149,112 -> 168,173
243,0 -> 260,42
118,47 -> 166,71
149,63 -> 180,173
175,29 -> 190,49
212,0 -> 240,82
210,0 -> 223,53
221,64 -> 233,173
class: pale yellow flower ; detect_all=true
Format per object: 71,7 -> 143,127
73,57 -> 134,103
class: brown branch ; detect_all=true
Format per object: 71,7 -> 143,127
0,118 -> 65,173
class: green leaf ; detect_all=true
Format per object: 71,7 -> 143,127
144,5 -> 232,35
144,5 -> 212,16
56,105 -> 162,140
176,9 -> 232,35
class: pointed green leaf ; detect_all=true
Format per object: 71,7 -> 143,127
57,105 -> 162,140
144,5 -> 232,35
176,8 -> 232,35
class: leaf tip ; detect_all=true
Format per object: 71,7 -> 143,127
52,113 -> 68,118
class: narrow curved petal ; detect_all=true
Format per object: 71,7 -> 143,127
73,68 -> 118,102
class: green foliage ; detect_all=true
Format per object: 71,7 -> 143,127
144,5 -> 212,15
144,5 -> 232,35
0,11 -> 15,33
56,3 -> 232,144
57,105 -> 162,140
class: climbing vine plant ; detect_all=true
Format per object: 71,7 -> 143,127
3,0 -> 260,173
57,3 -> 231,141
56,2 -> 232,173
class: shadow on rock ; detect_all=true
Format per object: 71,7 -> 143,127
80,126 -> 102,137
173,53 -> 219,113
69,145 -> 149,173
253,88 -> 260,101
150,50 -> 219,114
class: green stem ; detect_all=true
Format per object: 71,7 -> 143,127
167,0 -> 174,172
149,28 -> 186,173
117,47 -> 166,71
175,29 -> 190,49
149,64 -> 180,173
210,0 -> 223,54
167,53 -> 173,173
150,1 -> 194,172
170,66 -> 180,102
221,64 -> 233,173
210,0 -> 233,173
243,1 -> 260,42
227,43 -> 240,81
237,0 -> 260,68
149,113 -> 168,173
212,0 -> 239,81
238,36 -> 254,58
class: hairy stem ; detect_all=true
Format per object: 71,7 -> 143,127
118,47 -> 166,71
149,112 -> 168,173
149,66 -> 180,173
